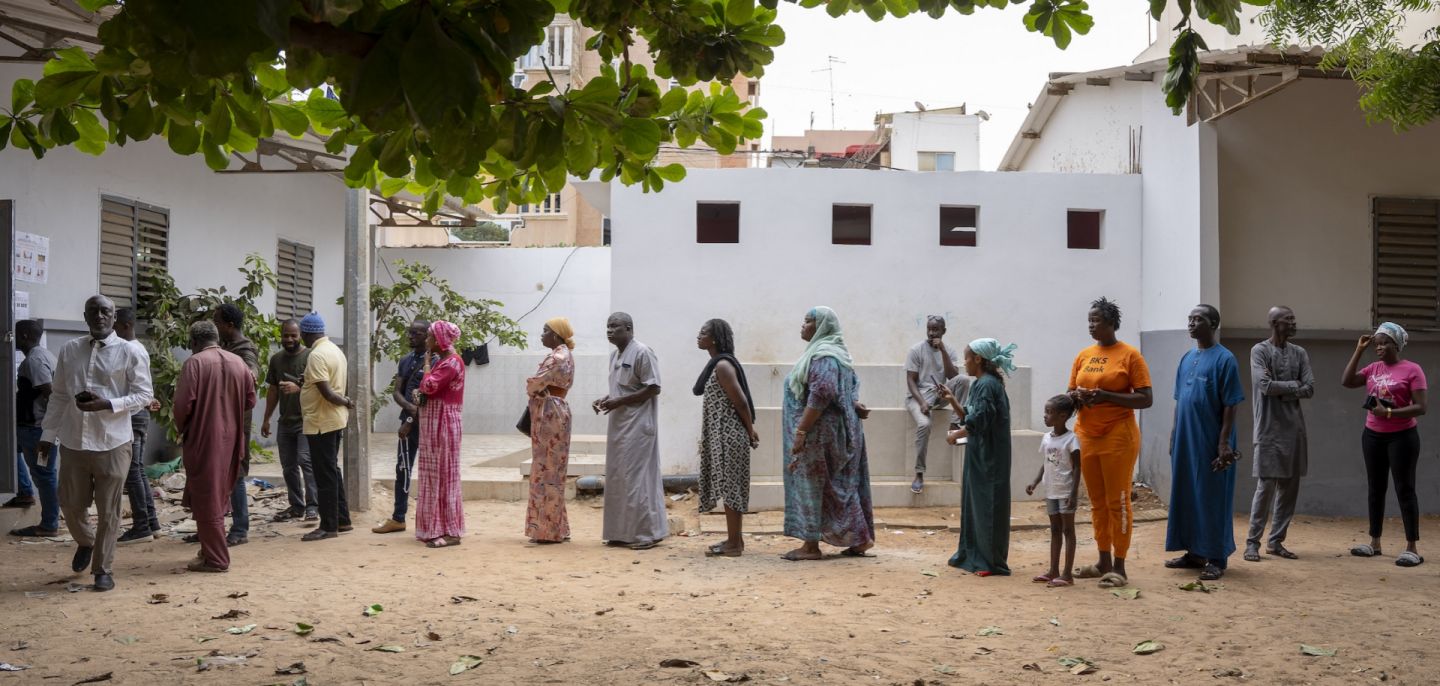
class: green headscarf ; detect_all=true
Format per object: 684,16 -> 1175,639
785,306 -> 855,398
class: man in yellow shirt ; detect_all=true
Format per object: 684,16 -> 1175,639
297,312 -> 354,542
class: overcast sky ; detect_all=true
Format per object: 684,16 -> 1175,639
760,3 -> 1156,169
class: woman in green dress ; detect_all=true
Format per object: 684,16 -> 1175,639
938,338 -> 1017,576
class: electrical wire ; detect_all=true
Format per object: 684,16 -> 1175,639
482,244 -> 583,346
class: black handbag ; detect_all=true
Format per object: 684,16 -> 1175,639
516,407 -> 532,436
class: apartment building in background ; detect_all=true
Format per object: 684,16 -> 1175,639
769,104 -> 985,171
503,16 -> 762,247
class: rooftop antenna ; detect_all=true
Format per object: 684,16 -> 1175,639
813,56 -> 845,128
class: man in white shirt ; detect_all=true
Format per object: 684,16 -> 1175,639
39,295 -> 153,592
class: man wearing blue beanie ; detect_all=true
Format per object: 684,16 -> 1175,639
297,312 -> 355,541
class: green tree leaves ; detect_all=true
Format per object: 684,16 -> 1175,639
1263,0 -> 1440,131
2,0 -> 1286,210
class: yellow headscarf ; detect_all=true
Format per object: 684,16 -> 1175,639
545,317 -> 576,349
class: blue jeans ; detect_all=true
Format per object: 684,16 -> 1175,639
229,478 -> 250,537
392,425 -> 420,522
17,425 -> 60,530
15,449 -> 33,496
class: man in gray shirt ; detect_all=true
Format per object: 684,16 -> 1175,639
1244,306 -> 1313,562
904,316 -> 972,494
7,320 -> 60,535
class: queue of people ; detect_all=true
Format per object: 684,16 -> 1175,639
6,292 -> 1430,592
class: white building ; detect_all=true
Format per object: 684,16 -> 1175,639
588,167 -> 1139,505
999,38 -> 1440,515
879,106 -> 984,172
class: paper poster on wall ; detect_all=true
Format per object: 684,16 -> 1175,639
14,232 -> 49,284
14,289 -> 29,320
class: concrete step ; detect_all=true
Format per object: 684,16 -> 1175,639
747,479 -> 965,511
474,434 -> 608,468
519,453 -> 606,477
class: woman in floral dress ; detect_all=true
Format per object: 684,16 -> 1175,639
415,320 -> 466,548
525,318 -> 575,543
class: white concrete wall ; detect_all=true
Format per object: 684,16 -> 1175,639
371,247 -> 611,435
1138,88 -> 1213,333
1015,82 -> 1145,175
1217,80 -> 1440,329
888,112 -> 982,171
610,168 -> 1142,473
0,65 -> 346,329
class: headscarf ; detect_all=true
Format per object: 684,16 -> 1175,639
693,318 -> 755,419
1375,322 -> 1409,351
967,338 -> 1018,374
430,320 -> 460,352
785,306 -> 854,399
299,311 -> 325,334
545,317 -> 576,349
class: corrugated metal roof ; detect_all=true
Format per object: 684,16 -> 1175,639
0,0 -> 111,56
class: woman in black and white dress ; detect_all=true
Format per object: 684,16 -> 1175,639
694,318 -> 759,557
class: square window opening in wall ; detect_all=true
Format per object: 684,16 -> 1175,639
696,202 -> 740,243
940,206 -> 978,247
1067,209 -> 1103,250
832,204 -> 872,245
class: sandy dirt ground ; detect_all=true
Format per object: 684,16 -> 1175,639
3,493 -> 1440,686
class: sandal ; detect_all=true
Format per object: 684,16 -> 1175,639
1243,546 -> 1261,562
840,547 -> 874,557
780,549 -> 822,561
705,543 -> 742,558
1396,551 -> 1424,567
1198,563 -> 1224,581
1350,544 -> 1380,557
1073,564 -> 1105,579
628,540 -> 659,551
1097,572 -> 1128,588
1266,545 -> 1298,560
1046,578 -> 1073,588
1032,574 -> 1054,584
425,537 -> 461,548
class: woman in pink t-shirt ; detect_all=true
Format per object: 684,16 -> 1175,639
1341,322 -> 1427,567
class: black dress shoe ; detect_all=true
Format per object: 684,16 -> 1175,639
71,546 -> 93,573
301,529 -> 337,542
92,573 -> 114,592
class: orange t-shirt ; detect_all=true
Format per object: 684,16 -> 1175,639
1069,342 -> 1152,439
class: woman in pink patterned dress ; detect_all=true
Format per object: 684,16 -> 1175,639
415,320 -> 466,548
524,318 -> 575,543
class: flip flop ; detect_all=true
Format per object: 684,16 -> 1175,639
1267,546 -> 1298,560
975,571 -> 993,578
705,543 -> 742,558
1396,551 -> 1425,567
1097,572 -> 1128,588
1350,544 -> 1380,557
1073,564 -> 1104,579
840,547 -> 874,557
628,540 -> 660,551
1032,574 -> 1054,584
781,550 -> 822,561
1046,578 -> 1073,588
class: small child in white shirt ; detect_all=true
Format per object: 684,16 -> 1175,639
1026,394 -> 1082,587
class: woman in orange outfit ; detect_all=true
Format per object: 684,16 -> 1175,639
1068,297 -> 1153,588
